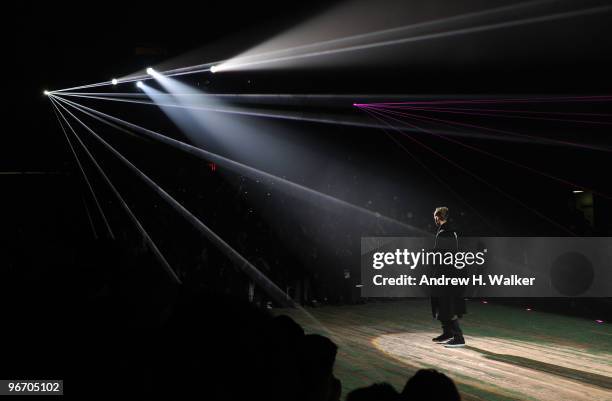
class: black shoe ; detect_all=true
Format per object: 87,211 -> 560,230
443,337 -> 466,348
432,333 -> 453,343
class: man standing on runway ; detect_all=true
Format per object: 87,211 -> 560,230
430,207 -> 467,348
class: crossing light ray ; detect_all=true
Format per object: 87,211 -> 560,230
49,94 -> 391,348
49,96 -> 181,284
51,94 -> 427,236
49,102 -> 115,239
360,106 -> 577,235
360,106 -> 498,233
358,105 -> 610,199
54,91 -> 551,145
56,91 -> 405,130
51,94 -> 300,306
356,104 -> 612,152
49,101 -> 370,347
50,95 -> 354,345
213,0 -> 558,72
214,4 -> 612,72
48,1 -> 612,92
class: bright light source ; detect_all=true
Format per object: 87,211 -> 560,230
43,90 -> 49,96
573,190 -> 584,194
136,81 -> 144,89
210,65 -> 218,73
112,78 -> 118,85
146,67 -> 155,75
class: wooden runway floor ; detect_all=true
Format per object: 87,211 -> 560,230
275,300 -> 612,401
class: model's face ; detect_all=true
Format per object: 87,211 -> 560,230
434,213 -> 441,226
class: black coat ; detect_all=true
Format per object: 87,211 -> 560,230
430,222 -> 467,321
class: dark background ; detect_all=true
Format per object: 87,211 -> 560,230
2,0 -> 611,391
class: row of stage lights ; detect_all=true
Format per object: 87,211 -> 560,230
44,65 -> 220,95
135,67 -> 157,89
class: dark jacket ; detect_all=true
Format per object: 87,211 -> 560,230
431,222 -> 467,321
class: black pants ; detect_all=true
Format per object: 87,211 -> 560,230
441,319 -> 463,339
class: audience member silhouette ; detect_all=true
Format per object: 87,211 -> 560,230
347,382 -> 400,401
401,369 -> 461,401
299,334 -> 342,401
9,236 -> 465,401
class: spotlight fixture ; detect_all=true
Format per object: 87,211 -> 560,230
43,90 -> 49,96
111,78 -> 118,85
146,67 -> 155,75
573,190 -> 584,194
210,65 -> 218,73
136,81 -> 144,89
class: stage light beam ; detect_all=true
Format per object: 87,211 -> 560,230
146,67 -> 155,75
136,81 -> 144,89
51,95 -> 427,235
112,78 -> 118,85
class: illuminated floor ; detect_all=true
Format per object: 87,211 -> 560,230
276,300 -> 612,401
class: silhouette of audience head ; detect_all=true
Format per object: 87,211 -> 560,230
401,369 -> 461,401
347,382 -> 400,401
300,334 -> 340,401
301,334 -> 338,375
54,237 -> 466,401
